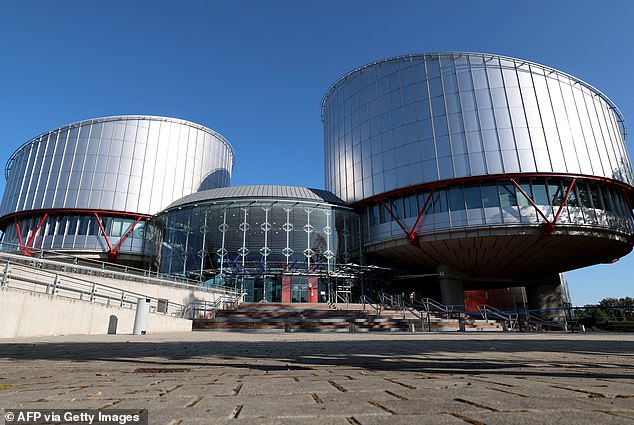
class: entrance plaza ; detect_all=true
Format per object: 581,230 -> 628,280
0,332 -> 633,424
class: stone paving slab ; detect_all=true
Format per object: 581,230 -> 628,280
0,332 -> 633,424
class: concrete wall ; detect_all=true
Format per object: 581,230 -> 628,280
0,287 -> 192,338
85,276 -> 221,307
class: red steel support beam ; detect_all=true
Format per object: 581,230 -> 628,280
111,216 -> 143,256
14,217 -> 24,249
510,179 -> 551,223
93,212 -> 113,252
378,199 -> 409,235
22,213 -> 48,255
538,178 -> 576,236
379,190 -> 435,249
410,188 -> 435,239
553,178 -> 577,224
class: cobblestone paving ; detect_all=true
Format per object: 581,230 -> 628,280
0,332 -> 633,424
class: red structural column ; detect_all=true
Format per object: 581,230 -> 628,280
308,277 -> 318,303
281,275 -> 291,303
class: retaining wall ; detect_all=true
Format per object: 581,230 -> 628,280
0,287 -> 192,338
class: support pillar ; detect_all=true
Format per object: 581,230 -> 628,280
437,265 -> 465,307
524,274 -> 565,320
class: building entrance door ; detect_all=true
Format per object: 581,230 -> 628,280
291,276 -> 309,303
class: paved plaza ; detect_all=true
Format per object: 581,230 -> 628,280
0,331 -> 633,424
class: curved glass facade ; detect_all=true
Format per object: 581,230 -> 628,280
0,116 -> 233,264
362,177 -> 633,244
157,186 -> 361,303
1,212 -> 161,258
1,115 -> 233,217
322,52 -> 633,204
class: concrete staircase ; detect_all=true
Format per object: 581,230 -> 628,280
193,303 -> 507,332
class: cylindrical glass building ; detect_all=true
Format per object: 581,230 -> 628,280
0,115 -> 234,267
157,185 -> 361,303
321,52 -> 634,308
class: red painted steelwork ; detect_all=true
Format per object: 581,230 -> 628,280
510,179 -> 550,223
378,200 -> 409,235
509,178 -> 578,237
22,213 -> 48,255
379,190 -> 435,248
553,179 -> 577,225
93,212 -> 113,252
410,188 -> 435,241
110,215 -> 143,259
14,217 -> 23,249
6,209 -> 149,259
1,208 -> 151,223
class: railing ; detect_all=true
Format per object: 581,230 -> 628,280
0,248 -> 239,298
360,295 -> 382,317
1,260 -> 186,317
0,242 -> 240,293
518,310 -> 568,331
476,304 -> 518,330
185,293 -> 246,320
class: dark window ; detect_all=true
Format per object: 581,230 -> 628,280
46,215 -> 57,236
448,187 -> 465,211
464,186 -> 483,209
589,184 -> 602,209
404,194 -> 418,218
577,183 -> 592,208
481,185 -> 500,208
78,216 -> 89,235
517,183 -> 532,207
432,190 -> 448,213
390,197 -> 404,220
601,187 -> 614,212
379,203 -> 389,223
532,181 -> 549,205
566,184 -> 579,207
548,182 -> 563,206
499,184 -> 517,207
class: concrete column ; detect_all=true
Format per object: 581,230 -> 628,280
438,266 -> 465,307
524,274 -> 565,320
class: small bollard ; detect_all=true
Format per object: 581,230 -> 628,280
133,298 -> 151,335
284,323 -> 291,333
409,323 -> 416,332
349,321 -> 355,333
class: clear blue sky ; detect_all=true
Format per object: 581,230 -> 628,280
0,1 -> 632,305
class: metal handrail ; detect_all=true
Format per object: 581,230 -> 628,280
477,304 -> 518,329
0,242 -> 240,294
521,311 -> 567,330
1,260 -> 187,317
414,298 -> 449,312
360,295 -> 382,317
0,249 -> 239,297
184,292 -> 246,320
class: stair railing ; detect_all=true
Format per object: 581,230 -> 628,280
476,304 -> 518,330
